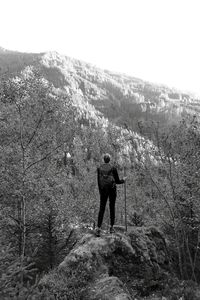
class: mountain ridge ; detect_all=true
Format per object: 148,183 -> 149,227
0,47 -> 199,131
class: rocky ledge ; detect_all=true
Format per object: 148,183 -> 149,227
40,226 -> 172,299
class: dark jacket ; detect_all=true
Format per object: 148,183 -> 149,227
97,163 -> 124,192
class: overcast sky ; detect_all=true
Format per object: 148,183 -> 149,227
1,0 -> 200,95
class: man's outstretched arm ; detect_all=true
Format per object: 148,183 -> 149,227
112,167 -> 126,184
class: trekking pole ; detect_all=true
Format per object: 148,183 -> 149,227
124,165 -> 127,232
106,205 -> 110,232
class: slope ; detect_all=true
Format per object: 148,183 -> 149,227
0,48 -> 199,133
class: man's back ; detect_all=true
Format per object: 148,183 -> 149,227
97,163 -> 115,191
97,162 -> 125,192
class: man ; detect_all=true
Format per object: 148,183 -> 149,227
96,153 -> 127,236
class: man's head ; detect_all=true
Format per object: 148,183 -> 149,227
103,153 -> 111,163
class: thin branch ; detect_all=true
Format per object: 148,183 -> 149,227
24,143 -> 63,173
8,215 -> 22,227
185,233 -> 197,282
35,140 -> 49,150
167,155 -> 176,202
145,166 -> 175,223
26,114 -> 43,148
193,229 -> 200,272
16,104 -> 25,153
57,229 -> 75,252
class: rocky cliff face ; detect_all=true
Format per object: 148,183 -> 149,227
40,226 -> 171,299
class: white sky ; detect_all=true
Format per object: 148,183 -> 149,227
1,0 -> 200,95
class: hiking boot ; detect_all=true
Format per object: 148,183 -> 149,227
95,227 -> 101,237
110,226 -> 115,234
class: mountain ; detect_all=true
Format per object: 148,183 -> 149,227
2,48 -> 200,298
0,48 -> 199,131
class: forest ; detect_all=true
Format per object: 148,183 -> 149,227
1,65 -> 200,299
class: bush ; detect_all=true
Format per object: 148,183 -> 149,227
40,259 -> 99,299
0,244 -> 53,299
128,210 -> 144,227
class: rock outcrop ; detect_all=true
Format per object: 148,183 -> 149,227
41,226 -> 170,299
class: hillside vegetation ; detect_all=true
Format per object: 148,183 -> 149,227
1,48 -> 200,299
1,48 -> 200,131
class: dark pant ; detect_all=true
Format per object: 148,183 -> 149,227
97,188 -> 116,228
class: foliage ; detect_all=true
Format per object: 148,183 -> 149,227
1,49 -> 200,297
136,116 -> 200,282
41,259 -> 100,299
128,210 -> 144,226
0,243 -> 53,299
0,66 -> 141,297
0,69 -> 76,264
1,48 -> 199,136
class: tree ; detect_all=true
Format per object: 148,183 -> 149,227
0,67 -> 76,260
136,116 -> 200,281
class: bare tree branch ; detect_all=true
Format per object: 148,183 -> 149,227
24,143 -> 63,173
26,114 -> 44,148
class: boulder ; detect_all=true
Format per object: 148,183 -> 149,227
88,276 -> 132,300
41,226 -> 170,299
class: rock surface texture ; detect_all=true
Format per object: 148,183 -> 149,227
41,226 -> 170,299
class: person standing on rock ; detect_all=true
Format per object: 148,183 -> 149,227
96,153 -> 127,236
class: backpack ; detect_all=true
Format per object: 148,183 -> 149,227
99,164 -> 115,189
